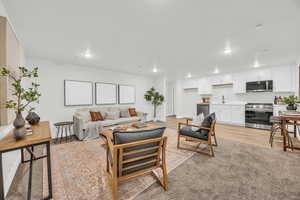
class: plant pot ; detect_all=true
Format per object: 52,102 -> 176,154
13,127 -> 26,140
13,112 -> 26,140
13,112 -> 25,128
286,104 -> 298,111
26,112 -> 40,125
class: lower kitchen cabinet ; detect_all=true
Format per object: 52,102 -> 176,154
231,105 -> 245,125
210,104 -> 245,126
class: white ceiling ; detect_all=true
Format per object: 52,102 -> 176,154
3,0 -> 300,79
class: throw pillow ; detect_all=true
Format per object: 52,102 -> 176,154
191,113 -> 204,131
90,111 -> 104,121
120,109 -> 130,118
105,111 -> 120,120
201,113 -> 214,128
128,108 -> 137,117
200,113 -> 215,136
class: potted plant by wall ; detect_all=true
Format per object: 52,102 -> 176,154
0,67 -> 41,140
144,87 -> 164,121
283,95 -> 298,111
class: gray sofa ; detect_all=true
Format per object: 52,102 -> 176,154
73,106 -> 146,140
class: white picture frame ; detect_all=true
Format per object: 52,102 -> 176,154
64,80 -> 93,106
95,82 -> 117,105
118,84 -> 135,104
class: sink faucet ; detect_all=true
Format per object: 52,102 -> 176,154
222,95 -> 225,104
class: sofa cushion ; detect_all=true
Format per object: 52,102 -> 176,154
109,107 -> 120,113
101,119 -> 118,127
105,111 -> 120,120
191,113 -> 204,131
128,108 -> 137,117
120,109 -> 130,118
90,108 -> 107,118
116,117 -> 140,124
113,127 -> 166,175
90,111 -> 104,121
179,126 -> 208,140
75,109 -> 91,122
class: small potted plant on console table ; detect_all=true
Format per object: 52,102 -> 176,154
0,66 -> 41,140
283,95 -> 298,111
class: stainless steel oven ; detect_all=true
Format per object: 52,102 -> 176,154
245,103 -> 273,130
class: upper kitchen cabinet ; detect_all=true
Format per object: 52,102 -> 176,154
198,77 -> 212,95
272,65 -> 296,92
233,72 -> 246,93
182,78 -> 199,89
245,68 -> 272,82
210,74 -> 233,85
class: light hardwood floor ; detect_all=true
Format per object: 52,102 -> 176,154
166,116 -> 300,152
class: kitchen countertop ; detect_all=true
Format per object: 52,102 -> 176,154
210,102 -> 247,105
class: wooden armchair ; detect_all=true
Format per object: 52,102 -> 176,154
177,115 -> 217,157
106,127 -> 168,200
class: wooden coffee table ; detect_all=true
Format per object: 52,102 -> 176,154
101,122 -> 160,142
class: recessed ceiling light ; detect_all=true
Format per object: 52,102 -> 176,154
213,68 -> 220,74
187,72 -> 192,78
82,49 -> 93,59
152,66 -> 158,73
223,47 -> 232,55
253,60 -> 260,68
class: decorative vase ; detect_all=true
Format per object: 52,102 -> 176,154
13,112 -> 26,140
26,112 -> 40,125
14,127 -> 26,140
286,104 -> 298,111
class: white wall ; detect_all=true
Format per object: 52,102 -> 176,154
26,57 -> 155,137
0,1 -> 21,197
0,0 -> 7,17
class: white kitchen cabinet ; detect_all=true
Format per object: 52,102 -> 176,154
272,65 -> 295,92
230,105 -> 245,125
182,79 -> 199,89
233,72 -> 246,93
210,104 -> 245,126
210,104 -> 224,122
245,68 -> 272,82
198,77 -> 212,95
210,74 -> 233,85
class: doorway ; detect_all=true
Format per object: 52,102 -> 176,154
166,81 -> 175,116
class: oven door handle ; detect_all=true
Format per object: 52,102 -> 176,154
246,109 -> 273,113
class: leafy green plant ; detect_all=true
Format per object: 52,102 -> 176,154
283,95 -> 298,105
0,66 -> 41,114
144,87 -> 164,118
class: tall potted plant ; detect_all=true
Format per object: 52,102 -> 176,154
283,95 -> 298,110
144,87 -> 164,121
0,66 -> 41,140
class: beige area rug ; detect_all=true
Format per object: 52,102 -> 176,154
43,128 -> 201,200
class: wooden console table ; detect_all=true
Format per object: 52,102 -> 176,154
0,121 -> 53,200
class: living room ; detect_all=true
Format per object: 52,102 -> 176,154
1,0 -> 300,200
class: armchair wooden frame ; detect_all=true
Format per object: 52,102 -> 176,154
106,136 -> 168,200
177,119 -> 217,157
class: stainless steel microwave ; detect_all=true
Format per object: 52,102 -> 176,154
246,80 -> 273,92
